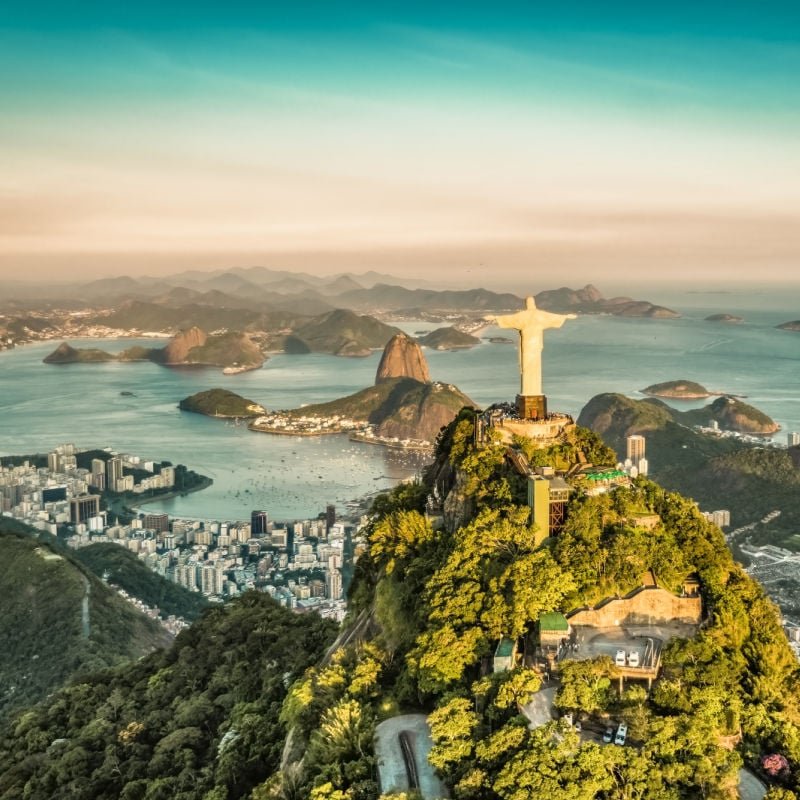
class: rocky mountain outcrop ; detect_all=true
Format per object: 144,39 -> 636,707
707,396 -> 780,435
161,326 -> 208,364
778,320 -> 800,332
43,342 -> 115,363
375,333 -> 431,384
580,392 -> 779,439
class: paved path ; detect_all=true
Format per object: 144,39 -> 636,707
738,769 -> 767,800
520,686 -> 557,728
375,714 -> 449,799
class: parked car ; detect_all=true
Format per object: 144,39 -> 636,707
603,726 -> 615,743
615,724 -> 628,746
615,648 -> 626,666
627,650 -> 640,667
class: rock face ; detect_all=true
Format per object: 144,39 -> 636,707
708,396 -> 780,435
375,333 -> 431,384
374,381 -> 474,442
161,326 -> 208,364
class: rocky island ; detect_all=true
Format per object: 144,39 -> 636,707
706,313 -> 743,323
642,379 -> 713,399
777,320 -> 800,332
250,333 -> 474,447
43,327 -> 266,373
416,326 -> 480,350
43,342 -> 117,363
179,388 -> 265,418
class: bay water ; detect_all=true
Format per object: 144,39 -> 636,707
0,284 -> 797,521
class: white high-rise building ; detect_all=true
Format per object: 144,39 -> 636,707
789,432 -> 800,447
327,553 -> 343,600
626,435 -> 646,463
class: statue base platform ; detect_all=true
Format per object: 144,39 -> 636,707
517,394 -> 547,420
494,415 -> 574,446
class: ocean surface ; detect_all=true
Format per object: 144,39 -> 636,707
0,284 -> 798,521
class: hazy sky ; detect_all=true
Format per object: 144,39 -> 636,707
1,1 -> 799,284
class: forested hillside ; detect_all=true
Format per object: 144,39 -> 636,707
0,592 -> 336,799
73,543 -> 209,621
271,410 -> 800,799
0,530 -> 169,718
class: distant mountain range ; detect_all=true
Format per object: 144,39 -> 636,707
0,262 -> 678,322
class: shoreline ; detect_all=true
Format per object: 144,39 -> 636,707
125,476 -> 214,513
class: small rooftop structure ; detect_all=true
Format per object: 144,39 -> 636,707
493,637 -> 518,672
539,612 -> 570,647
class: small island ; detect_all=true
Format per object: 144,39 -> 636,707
705,313 -> 743,324
417,326 -> 480,350
44,343 -> 116,364
777,320 -> 800,332
43,327 -> 266,373
179,389 -> 266,418
642,380 -> 713,399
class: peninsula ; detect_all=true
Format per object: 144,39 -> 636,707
581,392 -> 779,438
249,333 -> 474,447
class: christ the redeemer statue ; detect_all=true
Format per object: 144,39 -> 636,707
487,296 -> 576,397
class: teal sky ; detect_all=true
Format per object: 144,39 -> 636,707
2,1 -> 799,283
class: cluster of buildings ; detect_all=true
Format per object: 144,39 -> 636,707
0,443 -> 176,535
250,412 -> 369,436
1,443 -> 354,624
702,509 -> 731,529
65,505 -> 354,622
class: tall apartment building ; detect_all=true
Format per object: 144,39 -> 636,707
327,553 -> 343,600
70,494 -> 100,524
106,457 -> 123,489
789,432 -> 800,447
251,510 -> 269,535
326,504 -> 336,534
626,435 -> 646,463
143,513 -> 170,533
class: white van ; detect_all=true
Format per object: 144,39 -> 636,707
615,649 -> 626,666
627,650 -> 640,667
615,724 -> 627,746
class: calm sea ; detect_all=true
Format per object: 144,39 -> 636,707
0,284 -> 797,521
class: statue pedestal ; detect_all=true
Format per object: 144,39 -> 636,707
517,394 -> 547,420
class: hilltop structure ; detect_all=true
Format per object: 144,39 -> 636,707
483,295 -> 576,445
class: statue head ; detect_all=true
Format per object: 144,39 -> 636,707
525,296 -> 537,309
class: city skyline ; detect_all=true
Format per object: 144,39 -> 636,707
2,1 -> 799,283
